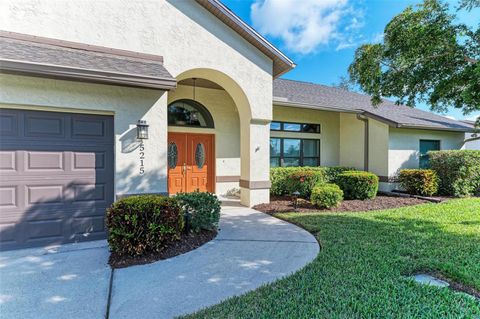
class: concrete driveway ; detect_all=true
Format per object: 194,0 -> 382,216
0,201 -> 319,319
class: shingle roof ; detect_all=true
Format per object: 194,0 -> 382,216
273,78 -> 473,132
0,31 -> 176,90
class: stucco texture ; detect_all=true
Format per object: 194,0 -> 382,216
388,127 -> 465,177
272,105 -> 340,166
0,0 -> 275,206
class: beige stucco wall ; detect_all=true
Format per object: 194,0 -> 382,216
272,105 -> 340,166
388,127 -> 465,177
0,0 -> 275,205
368,119 -> 389,177
0,74 -> 168,196
167,85 -> 240,195
339,113 -> 365,170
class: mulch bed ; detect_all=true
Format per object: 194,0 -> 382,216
109,230 -> 217,269
253,195 -> 429,214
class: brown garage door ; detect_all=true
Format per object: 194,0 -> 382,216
0,109 -> 114,250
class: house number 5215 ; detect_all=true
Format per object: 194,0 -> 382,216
139,142 -> 145,175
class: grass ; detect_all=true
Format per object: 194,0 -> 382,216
184,198 -> 480,318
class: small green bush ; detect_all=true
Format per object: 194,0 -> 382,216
270,166 -> 354,196
106,195 -> 183,256
429,150 -> 480,197
337,171 -> 379,200
176,191 -> 221,232
398,169 -> 439,196
324,166 -> 356,184
284,170 -> 326,198
311,184 -> 344,209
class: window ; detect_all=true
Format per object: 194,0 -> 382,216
168,99 -> 214,128
419,140 -> 440,168
270,121 -> 320,133
270,138 -> 320,167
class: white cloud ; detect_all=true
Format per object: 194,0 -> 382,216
251,0 -> 364,54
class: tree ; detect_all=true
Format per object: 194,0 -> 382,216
332,76 -> 355,91
348,0 -> 479,123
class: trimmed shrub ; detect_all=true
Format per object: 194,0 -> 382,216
337,171 -> 379,200
398,169 -> 439,196
270,166 -> 354,196
284,170 -> 326,198
429,150 -> 480,197
311,184 -> 344,209
176,191 -> 221,232
324,166 -> 356,184
270,167 -> 326,196
106,195 -> 183,256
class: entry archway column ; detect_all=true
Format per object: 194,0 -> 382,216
239,118 -> 271,207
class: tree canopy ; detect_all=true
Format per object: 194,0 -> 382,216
348,0 -> 479,122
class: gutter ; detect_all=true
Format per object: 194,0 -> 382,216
1,59 -> 177,90
273,99 -> 361,114
361,111 -> 475,133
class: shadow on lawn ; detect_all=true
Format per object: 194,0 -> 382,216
281,209 -> 480,298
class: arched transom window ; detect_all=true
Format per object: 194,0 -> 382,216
168,99 -> 214,128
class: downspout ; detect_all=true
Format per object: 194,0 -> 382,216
356,114 -> 369,171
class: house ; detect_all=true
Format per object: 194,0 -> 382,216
461,121 -> 480,150
0,0 -> 474,250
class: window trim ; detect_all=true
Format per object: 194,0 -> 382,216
270,121 -> 321,134
270,137 -> 320,167
168,99 -> 215,128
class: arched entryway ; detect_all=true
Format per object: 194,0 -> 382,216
167,68 -> 272,207
167,98 -> 216,194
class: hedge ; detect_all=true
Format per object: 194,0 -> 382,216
337,171 -> 379,200
284,170 -> 326,198
398,169 -> 439,196
270,166 -> 354,196
311,184 -> 344,209
106,195 -> 183,256
429,150 -> 480,197
176,191 -> 221,232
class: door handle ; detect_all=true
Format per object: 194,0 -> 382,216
182,162 -> 187,175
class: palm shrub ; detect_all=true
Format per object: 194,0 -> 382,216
429,150 -> 480,197
398,169 -> 439,196
311,184 -> 344,209
106,195 -> 183,256
284,170 -> 326,198
337,171 -> 379,200
176,191 -> 221,232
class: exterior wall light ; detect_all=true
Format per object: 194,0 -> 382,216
136,120 -> 149,139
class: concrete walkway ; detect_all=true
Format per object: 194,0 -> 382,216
0,201 -> 319,319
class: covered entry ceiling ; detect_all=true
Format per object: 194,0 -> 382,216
0,109 -> 114,250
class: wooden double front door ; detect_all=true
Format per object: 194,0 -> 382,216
167,133 -> 215,194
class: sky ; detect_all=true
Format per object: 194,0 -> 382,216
221,0 -> 480,121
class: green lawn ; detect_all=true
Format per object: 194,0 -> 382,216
185,198 -> 480,318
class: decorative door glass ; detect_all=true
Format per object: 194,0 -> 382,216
195,143 -> 205,169
168,142 -> 178,169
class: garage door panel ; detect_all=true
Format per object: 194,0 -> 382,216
0,112 -> 19,137
0,151 -> 16,171
73,152 -> 105,170
26,151 -> 64,171
26,219 -> 64,240
25,113 -> 65,138
0,187 -> 17,208
0,109 -> 114,250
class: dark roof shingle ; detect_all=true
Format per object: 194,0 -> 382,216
0,32 -> 176,90
273,78 -> 473,132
